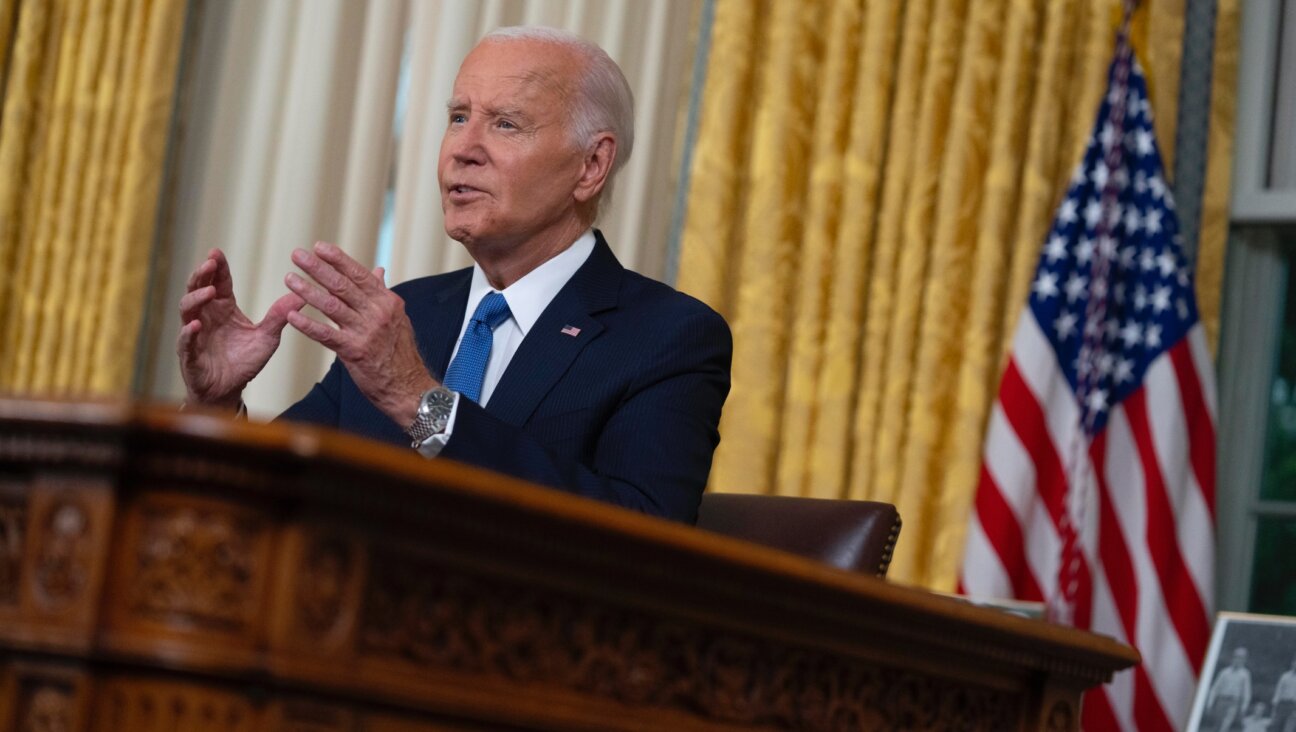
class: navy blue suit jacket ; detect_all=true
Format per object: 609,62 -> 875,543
278,232 -> 732,523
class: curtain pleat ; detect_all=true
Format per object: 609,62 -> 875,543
804,0 -> 904,501
776,0 -> 863,498
678,0 -> 1234,589
675,0 -> 760,318
927,0 -> 1042,581
709,0 -> 825,496
67,0 -> 129,389
0,0 -> 184,396
1198,0 -> 1238,351
0,0 -> 20,87
337,1 -> 407,261
1,0 -> 57,388
891,0 -> 1001,580
848,0 -> 933,506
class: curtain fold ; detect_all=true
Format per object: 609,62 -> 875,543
678,0 -> 1236,589
0,0 -> 187,396
1197,0 -> 1238,350
776,0 -> 863,498
0,0 -> 19,86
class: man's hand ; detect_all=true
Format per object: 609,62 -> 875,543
177,249 -> 305,409
284,242 -> 436,427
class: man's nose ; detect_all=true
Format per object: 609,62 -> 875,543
447,122 -> 487,165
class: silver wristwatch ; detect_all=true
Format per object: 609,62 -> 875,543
406,386 -> 455,447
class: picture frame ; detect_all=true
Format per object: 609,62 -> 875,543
1186,611 -> 1296,732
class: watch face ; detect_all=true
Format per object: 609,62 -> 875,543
425,389 -> 455,412
409,388 -> 455,444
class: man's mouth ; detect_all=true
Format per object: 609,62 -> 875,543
447,185 -> 486,203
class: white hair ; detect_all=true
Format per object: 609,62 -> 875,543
480,26 -> 635,208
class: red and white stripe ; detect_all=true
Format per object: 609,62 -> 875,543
960,312 -> 1216,732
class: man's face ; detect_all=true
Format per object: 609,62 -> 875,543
439,39 -> 588,254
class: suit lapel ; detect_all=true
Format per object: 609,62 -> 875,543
413,270 -> 472,379
486,234 -> 622,427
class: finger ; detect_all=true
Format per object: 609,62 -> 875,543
179,285 -> 217,323
186,257 -> 216,292
373,266 -> 385,286
208,248 -> 236,298
291,247 -> 365,308
258,291 -> 307,334
315,241 -> 379,285
286,309 -> 343,351
176,319 -> 202,362
285,271 -> 359,326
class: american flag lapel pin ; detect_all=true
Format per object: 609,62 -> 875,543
560,325 -> 581,337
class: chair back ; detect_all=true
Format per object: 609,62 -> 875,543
695,493 -> 901,577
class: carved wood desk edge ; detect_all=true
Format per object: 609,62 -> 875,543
0,397 -> 1139,732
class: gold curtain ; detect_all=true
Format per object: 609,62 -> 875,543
678,0 -> 1237,589
0,0 -> 187,396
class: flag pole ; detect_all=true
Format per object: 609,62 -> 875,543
1053,0 -> 1142,627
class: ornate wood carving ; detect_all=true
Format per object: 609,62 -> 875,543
16,680 -> 75,732
33,500 -> 91,608
295,536 -> 352,636
92,678 -> 254,732
5,665 -> 89,732
0,434 -> 119,469
0,486 -> 25,605
271,701 -> 357,732
0,399 -> 1140,732
360,554 -> 1021,731
130,506 -> 259,630
1045,699 -> 1075,732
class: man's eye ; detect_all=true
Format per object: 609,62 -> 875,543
497,119 -> 516,130
450,113 -> 467,124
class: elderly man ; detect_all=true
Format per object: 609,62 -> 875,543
176,27 -> 731,523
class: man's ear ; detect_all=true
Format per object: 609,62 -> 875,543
573,133 -> 616,203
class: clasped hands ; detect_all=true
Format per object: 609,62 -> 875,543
178,243 -> 435,427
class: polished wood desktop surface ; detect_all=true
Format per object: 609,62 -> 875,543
0,398 -> 1136,731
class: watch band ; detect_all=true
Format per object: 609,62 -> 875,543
407,386 -> 455,447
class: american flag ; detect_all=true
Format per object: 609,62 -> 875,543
959,27 -> 1217,732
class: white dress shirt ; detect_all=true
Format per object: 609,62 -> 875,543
418,229 -> 595,456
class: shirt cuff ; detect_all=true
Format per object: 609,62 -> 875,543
413,390 -> 460,458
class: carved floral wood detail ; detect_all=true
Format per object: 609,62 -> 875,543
16,680 -> 75,732
131,506 -> 259,629
0,403 -> 1134,732
93,681 -> 254,732
359,554 -> 1021,731
295,536 -> 351,636
0,489 -> 25,605
33,501 -> 91,607
273,701 -> 357,732
1045,700 -> 1075,732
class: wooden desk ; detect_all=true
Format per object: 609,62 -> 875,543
0,399 -> 1136,731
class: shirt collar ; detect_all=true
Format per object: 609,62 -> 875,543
466,229 -> 596,336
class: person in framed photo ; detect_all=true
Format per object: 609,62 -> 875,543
1243,701 -> 1273,732
1273,655 -> 1296,732
1206,647 -> 1254,732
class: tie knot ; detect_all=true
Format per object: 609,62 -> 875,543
471,292 -> 511,330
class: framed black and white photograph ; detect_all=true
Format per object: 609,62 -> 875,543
1186,612 -> 1296,732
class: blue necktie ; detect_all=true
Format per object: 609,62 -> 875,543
443,292 -> 511,404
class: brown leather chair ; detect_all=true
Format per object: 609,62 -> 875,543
695,493 -> 902,577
